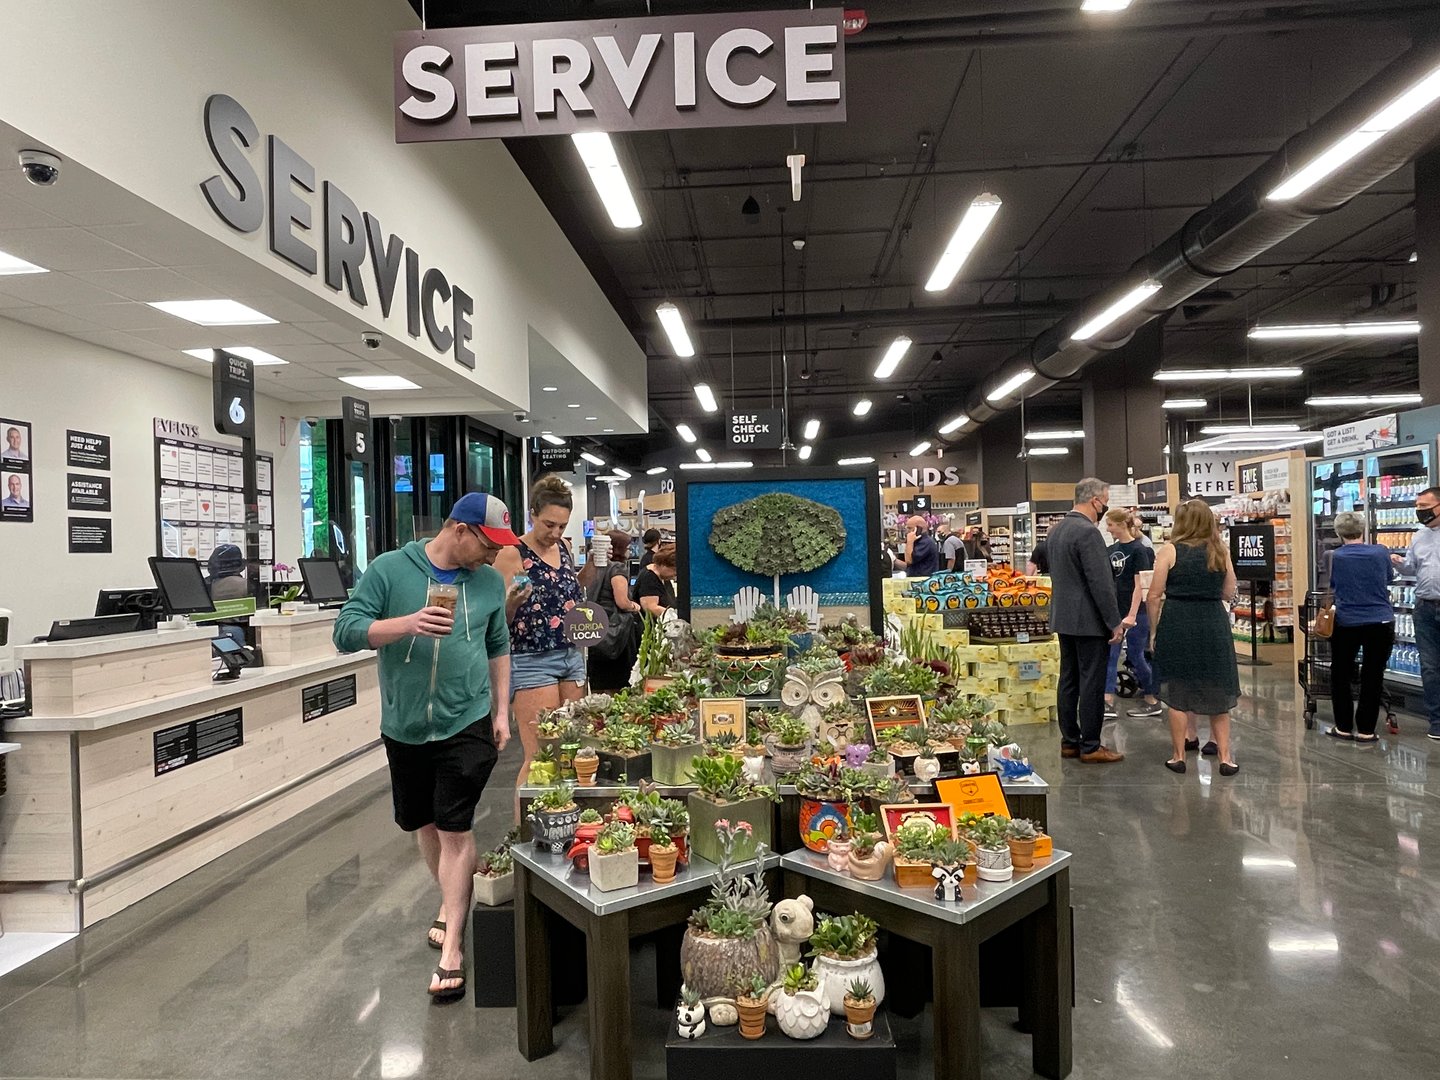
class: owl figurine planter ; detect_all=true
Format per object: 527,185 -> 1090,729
782,665 -> 848,742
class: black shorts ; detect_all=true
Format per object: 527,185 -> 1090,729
382,717 -> 499,833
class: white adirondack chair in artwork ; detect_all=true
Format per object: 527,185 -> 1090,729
732,585 -> 765,624
785,585 -> 822,630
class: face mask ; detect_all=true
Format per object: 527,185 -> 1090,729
1095,500 -> 1109,518
1419,507 -> 1437,526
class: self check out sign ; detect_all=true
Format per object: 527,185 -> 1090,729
729,410 -> 784,449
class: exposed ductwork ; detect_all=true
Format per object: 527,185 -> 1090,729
956,41 -> 1440,434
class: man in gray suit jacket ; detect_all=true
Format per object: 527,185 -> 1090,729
1048,478 -> 1126,763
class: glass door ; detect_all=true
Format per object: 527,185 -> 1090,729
1366,446 -> 1430,685
1310,457 -> 1365,591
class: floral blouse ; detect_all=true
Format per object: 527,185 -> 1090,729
509,539 -> 584,654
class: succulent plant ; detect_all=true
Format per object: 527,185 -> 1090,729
846,978 -> 875,1003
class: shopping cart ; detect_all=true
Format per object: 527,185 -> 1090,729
1298,590 -> 1399,733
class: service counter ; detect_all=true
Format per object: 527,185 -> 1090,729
0,613 -> 382,932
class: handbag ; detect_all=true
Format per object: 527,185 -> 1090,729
594,610 -> 639,660
1313,594 -> 1335,639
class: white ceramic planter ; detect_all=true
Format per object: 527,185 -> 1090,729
913,755 -> 941,782
812,950 -> 885,1016
975,844 -> 1014,882
472,870 -> 514,907
590,848 -> 640,892
774,977 -> 830,1039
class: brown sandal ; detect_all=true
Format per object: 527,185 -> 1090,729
427,921 -> 445,950
429,966 -> 466,1000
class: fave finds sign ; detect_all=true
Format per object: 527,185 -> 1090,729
393,8 -> 847,141
729,410 -> 784,449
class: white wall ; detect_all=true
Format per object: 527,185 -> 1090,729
0,316 -> 300,643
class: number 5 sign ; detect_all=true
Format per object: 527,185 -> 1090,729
342,396 -> 371,463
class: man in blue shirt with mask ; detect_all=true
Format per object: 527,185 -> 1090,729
902,515 -> 940,578
1395,486 -> 1440,739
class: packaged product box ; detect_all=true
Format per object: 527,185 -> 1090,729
969,645 -> 1001,663
1034,835 -> 1054,858
999,643 -> 1042,662
975,662 -> 1008,679
941,628 -> 971,648
1035,642 -> 1061,661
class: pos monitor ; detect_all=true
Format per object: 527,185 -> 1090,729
147,557 -> 218,617
298,558 -> 350,605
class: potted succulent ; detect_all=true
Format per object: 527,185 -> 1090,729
680,821 -> 779,1002
567,808 -> 607,873
526,745 -> 559,786
970,815 -> 1014,881
535,711 -> 571,758
846,813 -> 893,881
571,693 -> 615,741
528,783 -> 582,853
638,684 -> 687,733
734,973 -> 771,1040
913,746 -> 941,783
825,823 -> 852,872
472,829 -> 517,907
705,730 -> 745,760
676,985 -> 707,1040
590,820 -> 640,892
573,745 -> 599,787
597,720 -> 653,784
650,832 -> 680,884
652,717 -> 704,785
843,978 -> 878,1040
957,745 -> 989,776
794,761 -> 870,853
1005,817 -> 1041,870
687,754 -> 779,864
891,818 -> 951,889
861,659 -> 941,702
865,774 -> 915,817
877,725 -> 923,776
808,912 -> 884,1016
637,614 -> 676,692
774,962 -> 829,1040
768,713 -> 814,776
709,622 -> 786,697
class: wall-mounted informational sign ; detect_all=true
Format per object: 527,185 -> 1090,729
1230,522 -> 1276,582
67,474 -> 112,512
341,396 -> 371,463
302,675 -> 358,723
1,415 -> 33,524
68,517 -> 113,553
393,8 -> 847,142
154,708 -> 244,776
1186,451 -> 1236,498
728,410 -> 785,449
1239,463 -> 1261,495
1323,413 -> 1397,457
66,430 -> 110,470
212,351 -> 256,440
1262,458 -> 1290,491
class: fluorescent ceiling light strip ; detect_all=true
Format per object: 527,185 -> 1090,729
838,456 -> 875,466
0,249 -> 48,275
986,370 -> 1036,402
675,423 -> 698,443
909,441 -> 932,457
1070,279 -> 1163,342
694,383 -> 718,413
183,346 -> 288,366
1162,398 -> 1208,409
1184,433 -> 1323,452
1154,368 -> 1303,381
1027,446 -> 1069,457
613,468 -> 631,479
679,461 -> 753,470
655,302 -> 696,357
802,418 -> 820,440
338,375 -> 418,391
924,192 -> 1003,293
580,452 -> 606,467
1268,63 -> 1440,202
149,299 -> 276,326
1024,429 -> 1085,441
696,447 -> 712,462
1306,394 -> 1422,406
1082,0 -> 1133,10
571,132 -> 642,229
938,414 -> 970,435
798,444 -> 813,460
1199,423 -> 1301,435
541,434 -> 566,446
1249,320 -> 1420,340
853,399 -> 873,417
646,466 -> 668,475
873,335 -> 913,379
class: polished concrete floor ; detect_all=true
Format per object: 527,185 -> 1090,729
3,662 -> 1439,1079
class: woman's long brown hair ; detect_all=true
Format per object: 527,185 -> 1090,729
1170,499 -> 1228,573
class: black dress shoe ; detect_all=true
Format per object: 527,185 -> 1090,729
1183,738 -> 1200,752
1218,762 -> 1240,777
1165,758 -> 1186,774
1201,741 -> 1218,756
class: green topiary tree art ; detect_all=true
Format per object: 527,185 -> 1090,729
709,493 -> 847,605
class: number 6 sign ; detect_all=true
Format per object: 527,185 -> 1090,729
212,351 -> 255,439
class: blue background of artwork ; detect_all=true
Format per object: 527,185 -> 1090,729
684,477 -> 872,608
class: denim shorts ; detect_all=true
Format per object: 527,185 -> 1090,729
510,647 -> 587,695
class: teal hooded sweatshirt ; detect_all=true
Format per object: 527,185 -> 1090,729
333,541 -> 510,745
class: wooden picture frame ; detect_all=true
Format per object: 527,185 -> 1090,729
698,698 -> 747,742
879,802 -> 957,841
864,694 -> 927,745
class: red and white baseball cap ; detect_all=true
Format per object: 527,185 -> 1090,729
450,493 -> 521,546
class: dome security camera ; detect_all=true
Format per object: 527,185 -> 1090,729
18,150 -> 61,186
360,332 -> 382,350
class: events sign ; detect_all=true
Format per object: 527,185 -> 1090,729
393,8 -> 847,142
1229,523 -> 1276,582
1186,451 -> 1236,498
1323,413 -> 1397,457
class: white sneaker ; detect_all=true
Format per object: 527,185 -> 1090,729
1103,703 -> 1118,719
1130,703 -> 1164,718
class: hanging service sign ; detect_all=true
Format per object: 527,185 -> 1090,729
212,351 -> 255,440
392,8 -> 847,142
728,410 -> 784,449
341,396 -> 371,463
537,444 -> 576,473
1323,413 -> 1398,457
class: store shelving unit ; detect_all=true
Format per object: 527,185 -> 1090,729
1134,474 -> 1180,546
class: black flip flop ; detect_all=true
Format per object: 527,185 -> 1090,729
427,920 -> 446,950
1327,728 -> 1354,742
429,966 -> 466,1001
1354,733 -> 1380,744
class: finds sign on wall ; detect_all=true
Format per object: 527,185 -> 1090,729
393,8 -> 846,142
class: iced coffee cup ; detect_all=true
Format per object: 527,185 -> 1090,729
427,582 -> 459,615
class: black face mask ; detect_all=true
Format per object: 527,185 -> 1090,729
1095,500 -> 1109,519
1419,507 -> 1437,526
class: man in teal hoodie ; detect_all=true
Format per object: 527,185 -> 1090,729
334,491 -> 521,1001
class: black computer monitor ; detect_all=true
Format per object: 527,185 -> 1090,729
47,613 -> 141,641
95,587 -> 163,630
148,557 -> 217,616
298,558 -> 350,605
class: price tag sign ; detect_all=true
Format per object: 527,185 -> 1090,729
1018,660 -> 1042,681
1015,631 -> 1030,644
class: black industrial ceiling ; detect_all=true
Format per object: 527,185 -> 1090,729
408,0 -> 1429,455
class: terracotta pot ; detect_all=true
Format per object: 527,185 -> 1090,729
650,843 -> 679,884
798,798 -> 851,853
848,841 -> 892,881
736,996 -> 769,1039
680,925 -> 780,1000
1008,837 -> 1037,870
644,676 -> 675,693
844,996 -> 878,1040
574,755 -> 599,787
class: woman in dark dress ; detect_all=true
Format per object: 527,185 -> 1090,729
589,530 -> 642,692
1147,499 -> 1240,775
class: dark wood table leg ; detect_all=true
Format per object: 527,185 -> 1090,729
654,924 -> 683,1008
585,908 -> 633,1080
1023,868 -> 1073,1079
933,924 -> 983,1080
515,864 -> 554,1061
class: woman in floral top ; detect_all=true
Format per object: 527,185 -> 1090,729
493,475 -> 586,818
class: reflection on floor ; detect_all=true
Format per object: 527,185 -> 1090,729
2,663 -> 1439,1079
0,933 -> 74,978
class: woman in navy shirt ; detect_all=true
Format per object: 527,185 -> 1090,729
1327,511 -> 1396,742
